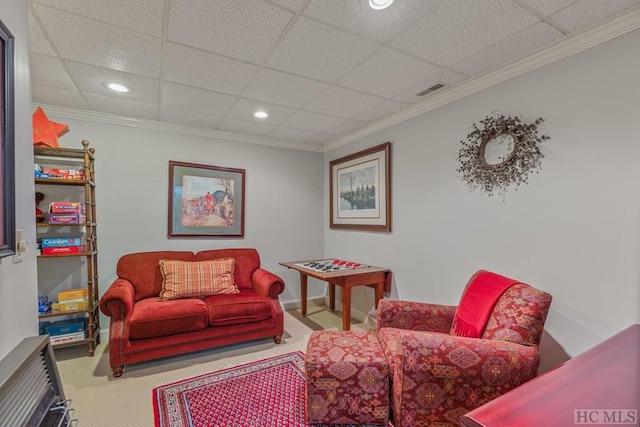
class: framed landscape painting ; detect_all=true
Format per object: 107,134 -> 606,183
168,161 -> 245,238
0,19 -> 15,258
330,142 -> 391,232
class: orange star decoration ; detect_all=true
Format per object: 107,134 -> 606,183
33,106 -> 69,147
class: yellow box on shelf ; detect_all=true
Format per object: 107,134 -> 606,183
57,288 -> 88,301
51,300 -> 88,312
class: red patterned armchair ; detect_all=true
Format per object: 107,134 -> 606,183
377,270 -> 552,426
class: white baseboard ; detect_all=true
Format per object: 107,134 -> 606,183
281,296 -> 326,311
323,296 -> 371,324
282,296 -> 371,324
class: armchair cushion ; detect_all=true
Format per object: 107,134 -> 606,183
158,258 -> 239,300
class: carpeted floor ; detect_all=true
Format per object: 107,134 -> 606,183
54,302 -> 370,426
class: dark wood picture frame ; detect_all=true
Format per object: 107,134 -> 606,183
330,142 -> 391,232
168,161 -> 245,238
0,19 -> 15,258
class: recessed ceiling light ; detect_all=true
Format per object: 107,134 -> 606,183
254,111 -> 268,118
369,0 -> 394,10
107,83 -> 129,93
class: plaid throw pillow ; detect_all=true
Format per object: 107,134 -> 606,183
159,258 -> 239,300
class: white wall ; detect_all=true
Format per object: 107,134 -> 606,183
43,118 -> 326,320
0,2 -> 39,359
325,29 -> 640,368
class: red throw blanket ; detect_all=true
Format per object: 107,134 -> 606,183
451,270 -> 520,338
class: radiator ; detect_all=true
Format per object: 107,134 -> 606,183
0,335 -> 78,426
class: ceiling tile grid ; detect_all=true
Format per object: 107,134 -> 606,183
168,0 -> 294,64
27,0 -> 640,148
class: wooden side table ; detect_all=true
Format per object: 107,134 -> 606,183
280,260 -> 391,330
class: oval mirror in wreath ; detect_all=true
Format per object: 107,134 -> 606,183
457,114 -> 549,196
480,132 -> 517,167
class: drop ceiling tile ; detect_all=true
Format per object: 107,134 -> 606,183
28,11 -> 56,55
30,53 -> 75,89
266,16 -> 380,82
218,117 -> 275,136
339,47 -> 445,98
32,4 -> 161,78
162,82 -> 237,117
65,61 -> 159,104
84,94 -> 158,120
281,110 -> 346,133
519,0 -> 582,16
31,84 -> 88,109
550,0 -> 639,32
392,69 -> 466,104
303,0 -> 440,42
243,68 -> 330,108
354,99 -> 410,122
269,0 -> 308,13
306,134 -> 335,145
304,86 -> 385,118
266,127 -> 319,142
226,98 -> 297,125
453,22 -> 563,76
390,0 -> 538,66
160,107 -> 223,130
31,0 -> 163,36
325,120 -> 369,136
164,42 -> 258,95
168,0 -> 293,64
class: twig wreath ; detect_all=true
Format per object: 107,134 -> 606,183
457,113 -> 549,196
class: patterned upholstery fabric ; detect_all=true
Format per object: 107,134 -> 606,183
158,258 -> 239,300
482,283 -> 552,345
377,275 -> 552,427
305,330 -> 389,426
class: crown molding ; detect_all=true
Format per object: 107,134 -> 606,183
33,104 -> 325,153
323,5 -> 640,152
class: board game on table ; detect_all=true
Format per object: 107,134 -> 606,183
294,259 -> 369,273
280,259 -> 391,330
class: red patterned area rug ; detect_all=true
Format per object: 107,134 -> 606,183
153,351 -> 390,427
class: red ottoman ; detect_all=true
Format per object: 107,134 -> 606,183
305,330 -> 389,425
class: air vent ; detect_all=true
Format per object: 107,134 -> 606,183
416,83 -> 446,96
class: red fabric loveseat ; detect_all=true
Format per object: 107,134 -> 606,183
99,248 -> 285,377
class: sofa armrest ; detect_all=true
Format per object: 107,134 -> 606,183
99,279 -> 136,377
99,278 -> 136,319
377,299 -> 456,333
251,268 -> 285,299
